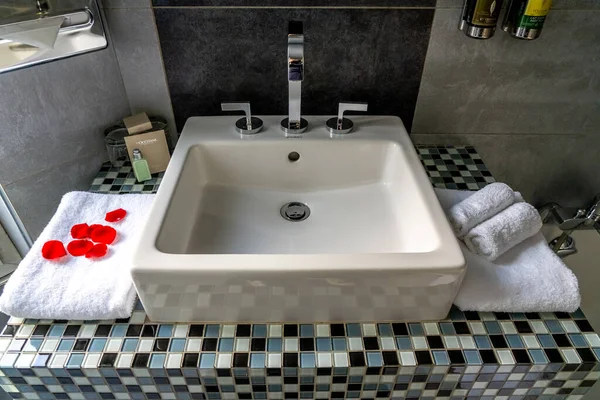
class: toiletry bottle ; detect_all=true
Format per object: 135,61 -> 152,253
459,0 -> 504,39
132,148 -> 152,183
503,0 -> 552,40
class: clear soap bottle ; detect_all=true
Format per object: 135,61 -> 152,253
132,148 -> 152,182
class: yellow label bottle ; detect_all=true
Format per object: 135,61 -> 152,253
525,0 -> 552,17
503,0 -> 552,40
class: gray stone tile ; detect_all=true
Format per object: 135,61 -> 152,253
104,7 -> 178,140
0,48 -> 129,185
4,151 -> 109,239
152,0 -> 435,6
412,133 -> 600,207
31,49 -> 130,134
412,9 -> 600,135
0,124 -> 109,186
0,72 -> 50,164
155,7 -> 433,131
103,0 -> 150,8
551,0 -> 600,10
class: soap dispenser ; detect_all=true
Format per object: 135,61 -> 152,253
459,0 -> 504,39
132,148 -> 152,183
503,0 -> 552,40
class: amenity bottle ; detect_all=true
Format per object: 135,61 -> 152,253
132,148 -> 152,182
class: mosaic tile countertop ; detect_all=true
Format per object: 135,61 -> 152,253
1,146 -> 597,400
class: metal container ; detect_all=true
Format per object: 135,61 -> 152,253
104,127 -> 130,166
459,0 -> 504,39
104,117 -> 173,166
503,0 -> 552,40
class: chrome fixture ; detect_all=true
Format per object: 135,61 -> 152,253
326,102 -> 369,134
280,202 -> 311,222
281,21 -> 308,135
549,235 -> 578,258
0,0 -> 106,74
539,194 -> 600,257
221,102 -> 264,135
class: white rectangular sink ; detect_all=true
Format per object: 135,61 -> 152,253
131,116 -> 465,322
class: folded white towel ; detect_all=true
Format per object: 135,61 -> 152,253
463,202 -> 543,261
435,188 -> 580,313
447,182 -> 515,238
0,192 -> 155,320
515,192 -> 524,202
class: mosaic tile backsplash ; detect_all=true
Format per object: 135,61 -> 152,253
0,146 -> 596,400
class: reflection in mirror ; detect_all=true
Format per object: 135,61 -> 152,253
0,0 -> 105,74
0,15 -> 63,71
0,41 -> 39,69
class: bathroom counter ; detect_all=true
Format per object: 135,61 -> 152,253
1,146 -> 598,400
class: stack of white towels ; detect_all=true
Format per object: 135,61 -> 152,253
436,183 -> 581,313
447,183 -> 540,261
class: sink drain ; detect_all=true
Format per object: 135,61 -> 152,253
280,202 -> 310,222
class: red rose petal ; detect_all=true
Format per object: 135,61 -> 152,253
85,243 -> 108,259
105,208 -> 127,223
67,240 -> 94,257
90,225 -> 117,245
70,223 -> 90,239
89,224 -> 103,232
42,240 -> 67,260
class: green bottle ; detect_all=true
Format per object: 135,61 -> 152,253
503,0 -> 552,40
132,148 -> 152,182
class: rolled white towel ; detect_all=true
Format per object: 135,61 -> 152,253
447,182 -> 516,238
464,202 -> 542,261
515,191 -> 524,202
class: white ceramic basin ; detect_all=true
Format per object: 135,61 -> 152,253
131,116 -> 465,322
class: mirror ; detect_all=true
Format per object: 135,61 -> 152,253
0,15 -> 63,70
0,0 -> 106,74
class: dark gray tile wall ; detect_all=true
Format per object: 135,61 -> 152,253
0,1 -> 131,239
152,0 -> 435,6
412,4 -> 600,207
103,0 -> 150,7
155,6 -> 434,131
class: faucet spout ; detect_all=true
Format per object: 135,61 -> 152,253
281,21 -> 308,134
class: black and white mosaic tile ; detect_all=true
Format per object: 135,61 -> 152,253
89,146 -> 495,195
0,308 -> 598,399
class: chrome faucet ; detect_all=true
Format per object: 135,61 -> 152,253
281,21 -> 308,135
539,194 -> 600,257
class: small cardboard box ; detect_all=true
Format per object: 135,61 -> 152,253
124,129 -> 170,174
123,113 -> 153,135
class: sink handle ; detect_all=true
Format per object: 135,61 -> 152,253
326,102 -> 368,134
221,102 -> 264,135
